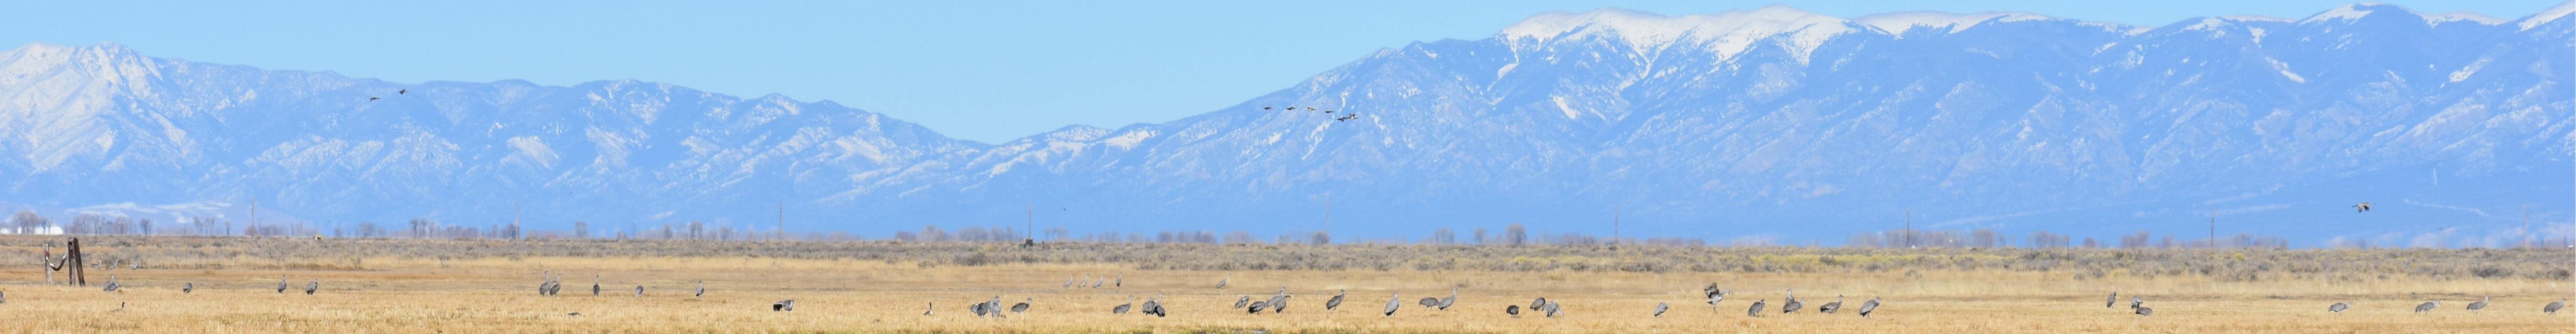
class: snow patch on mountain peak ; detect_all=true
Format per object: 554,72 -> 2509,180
2425,12 -> 2505,25
1853,11 -> 2054,35
1500,6 -> 1856,61
2521,0 -> 2576,30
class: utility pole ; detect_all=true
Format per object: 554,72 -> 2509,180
2209,207 -> 2217,249
1903,207 -> 1913,248
776,201 -> 785,241
249,198 -> 258,237
1323,197 -> 1333,245
1612,204 -> 1621,247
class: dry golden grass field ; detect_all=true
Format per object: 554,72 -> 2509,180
0,236 -> 2569,333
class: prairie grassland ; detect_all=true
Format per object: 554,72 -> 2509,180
0,236 -> 2568,333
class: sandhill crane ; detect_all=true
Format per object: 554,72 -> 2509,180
696,281 -> 705,297
924,302 -> 935,315
2467,296 -> 2490,312
1748,299 -> 1766,317
181,282 -> 195,294
1505,304 -> 1522,317
1,289 -> 6,303
1820,295 -> 1844,314
2416,301 -> 2438,313
1419,297 -> 1440,308
1235,295 -> 1252,309
591,275 -> 601,296
1092,277 -> 1104,288
1267,290 -> 1298,312
1115,274 -> 1123,288
971,300 -> 990,317
2130,296 -> 2143,309
1532,297 -> 1549,312
1247,300 -> 1269,314
2135,306 -> 2153,316
1382,292 -> 1402,316
2353,202 -> 2373,212
1705,285 -> 1728,306
773,300 -> 795,312
1438,288 -> 1457,310
1326,290 -> 1346,310
2544,298 -> 2566,314
1782,290 -> 1803,313
1065,274 -> 1079,288
102,275 -> 119,292
1858,297 -> 1880,317
1144,293 -> 1167,317
1012,297 -> 1032,313
988,296 -> 1005,318
2105,291 -> 2117,308
1654,302 -> 1669,316
635,285 -> 645,298
2329,301 -> 2349,313
369,97 -> 380,101
1542,301 -> 1562,317
547,273 -> 563,295
305,280 -> 317,295
1113,295 -> 1134,314
398,89 -> 407,94
277,276 -> 289,293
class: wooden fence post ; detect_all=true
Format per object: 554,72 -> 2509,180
67,238 -> 84,286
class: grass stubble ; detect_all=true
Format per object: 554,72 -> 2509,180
0,236 -> 2566,333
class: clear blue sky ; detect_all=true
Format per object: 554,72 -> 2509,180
4,0 -> 2557,142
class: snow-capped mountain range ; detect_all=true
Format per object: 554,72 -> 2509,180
2,2 -> 2569,246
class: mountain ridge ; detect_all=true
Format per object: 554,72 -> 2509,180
2,2 -> 2569,246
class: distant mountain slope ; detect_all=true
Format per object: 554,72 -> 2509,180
2,2 -> 2568,245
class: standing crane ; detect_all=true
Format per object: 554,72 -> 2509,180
1326,290 -> 1347,310
1382,292 -> 1402,317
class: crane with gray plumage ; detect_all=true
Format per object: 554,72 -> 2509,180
1437,288 -> 1456,310
1382,292 -> 1401,317
1781,290 -> 1802,313
1326,289 -> 1346,311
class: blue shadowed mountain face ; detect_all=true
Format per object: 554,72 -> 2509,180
0,3 -> 2567,246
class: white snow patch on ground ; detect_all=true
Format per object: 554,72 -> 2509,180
2450,57 -> 2492,82
2269,58 -> 2305,83
507,136 -> 560,169
1102,130 -> 1154,149
1552,96 -> 1582,119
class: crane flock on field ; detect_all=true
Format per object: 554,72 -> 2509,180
8,130 -> 2566,324
21,262 -> 2576,322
